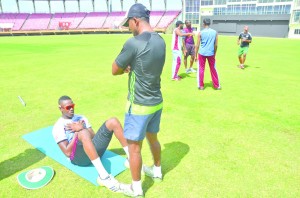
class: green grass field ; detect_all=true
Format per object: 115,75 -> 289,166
0,33 -> 299,197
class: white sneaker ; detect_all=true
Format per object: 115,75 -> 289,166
142,165 -> 162,182
190,68 -> 197,73
124,158 -> 130,169
97,175 -> 122,193
120,184 -> 144,197
186,68 -> 191,74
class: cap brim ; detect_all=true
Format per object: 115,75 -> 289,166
120,17 -> 130,27
17,166 -> 54,190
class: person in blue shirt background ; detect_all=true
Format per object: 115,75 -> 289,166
195,18 -> 221,90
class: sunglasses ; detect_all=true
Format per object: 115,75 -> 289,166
62,104 -> 75,110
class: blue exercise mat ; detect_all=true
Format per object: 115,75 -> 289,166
22,126 -> 127,186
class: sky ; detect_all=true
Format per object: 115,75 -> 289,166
1,0 -> 182,13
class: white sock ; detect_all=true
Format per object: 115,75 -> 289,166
91,157 -> 109,179
153,165 -> 162,176
123,146 -> 130,159
132,180 -> 143,194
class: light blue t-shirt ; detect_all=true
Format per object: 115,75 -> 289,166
199,28 -> 217,56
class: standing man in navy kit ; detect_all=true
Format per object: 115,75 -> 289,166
112,3 -> 166,197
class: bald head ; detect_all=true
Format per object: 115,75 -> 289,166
244,26 -> 249,33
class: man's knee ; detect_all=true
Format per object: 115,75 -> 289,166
105,117 -> 121,132
127,140 -> 142,152
78,129 -> 92,142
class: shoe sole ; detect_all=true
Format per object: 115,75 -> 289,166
152,177 -> 163,183
142,165 -> 163,182
144,173 -> 163,182
96,178 -> 122,193
123,192 -> 144,198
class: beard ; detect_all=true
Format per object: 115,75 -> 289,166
132,29 -> 139,36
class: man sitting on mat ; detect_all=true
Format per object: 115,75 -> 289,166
52,95 -> 129,193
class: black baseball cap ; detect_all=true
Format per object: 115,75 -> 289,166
122,3 -> 150,27
203,18 -> 211,25
176,21 -> 184,27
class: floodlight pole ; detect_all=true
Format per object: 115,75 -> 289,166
0,0 -> 3,13
149,0 -> 152,10
63,0 -> 66,12
33,0 -> 36,13
92,0 -> 95,12
48,0 -> 51,13
106,0 -> 109,12
182,0 -> 185,22
16,0 -> 20,13
78,0 -> 80,12
121,0 -> 123,11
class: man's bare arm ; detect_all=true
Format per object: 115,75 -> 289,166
214,34 -> 218,55
112,61 -> 125,75
194,32 -> 201,61
57,133 -> 78,157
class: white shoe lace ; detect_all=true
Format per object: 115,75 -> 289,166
98,175 -> 121,192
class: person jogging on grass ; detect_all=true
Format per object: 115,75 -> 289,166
237,25 -> 252,69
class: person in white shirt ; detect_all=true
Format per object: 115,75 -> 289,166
52,95 -> 129,193
171,20 -> 193,80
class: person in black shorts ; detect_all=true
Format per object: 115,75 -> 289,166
183,20 -> 197,73
52,95 -> 129,193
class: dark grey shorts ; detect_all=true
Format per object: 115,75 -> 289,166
71,122 -> 113,166
185,43 -> 195,57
